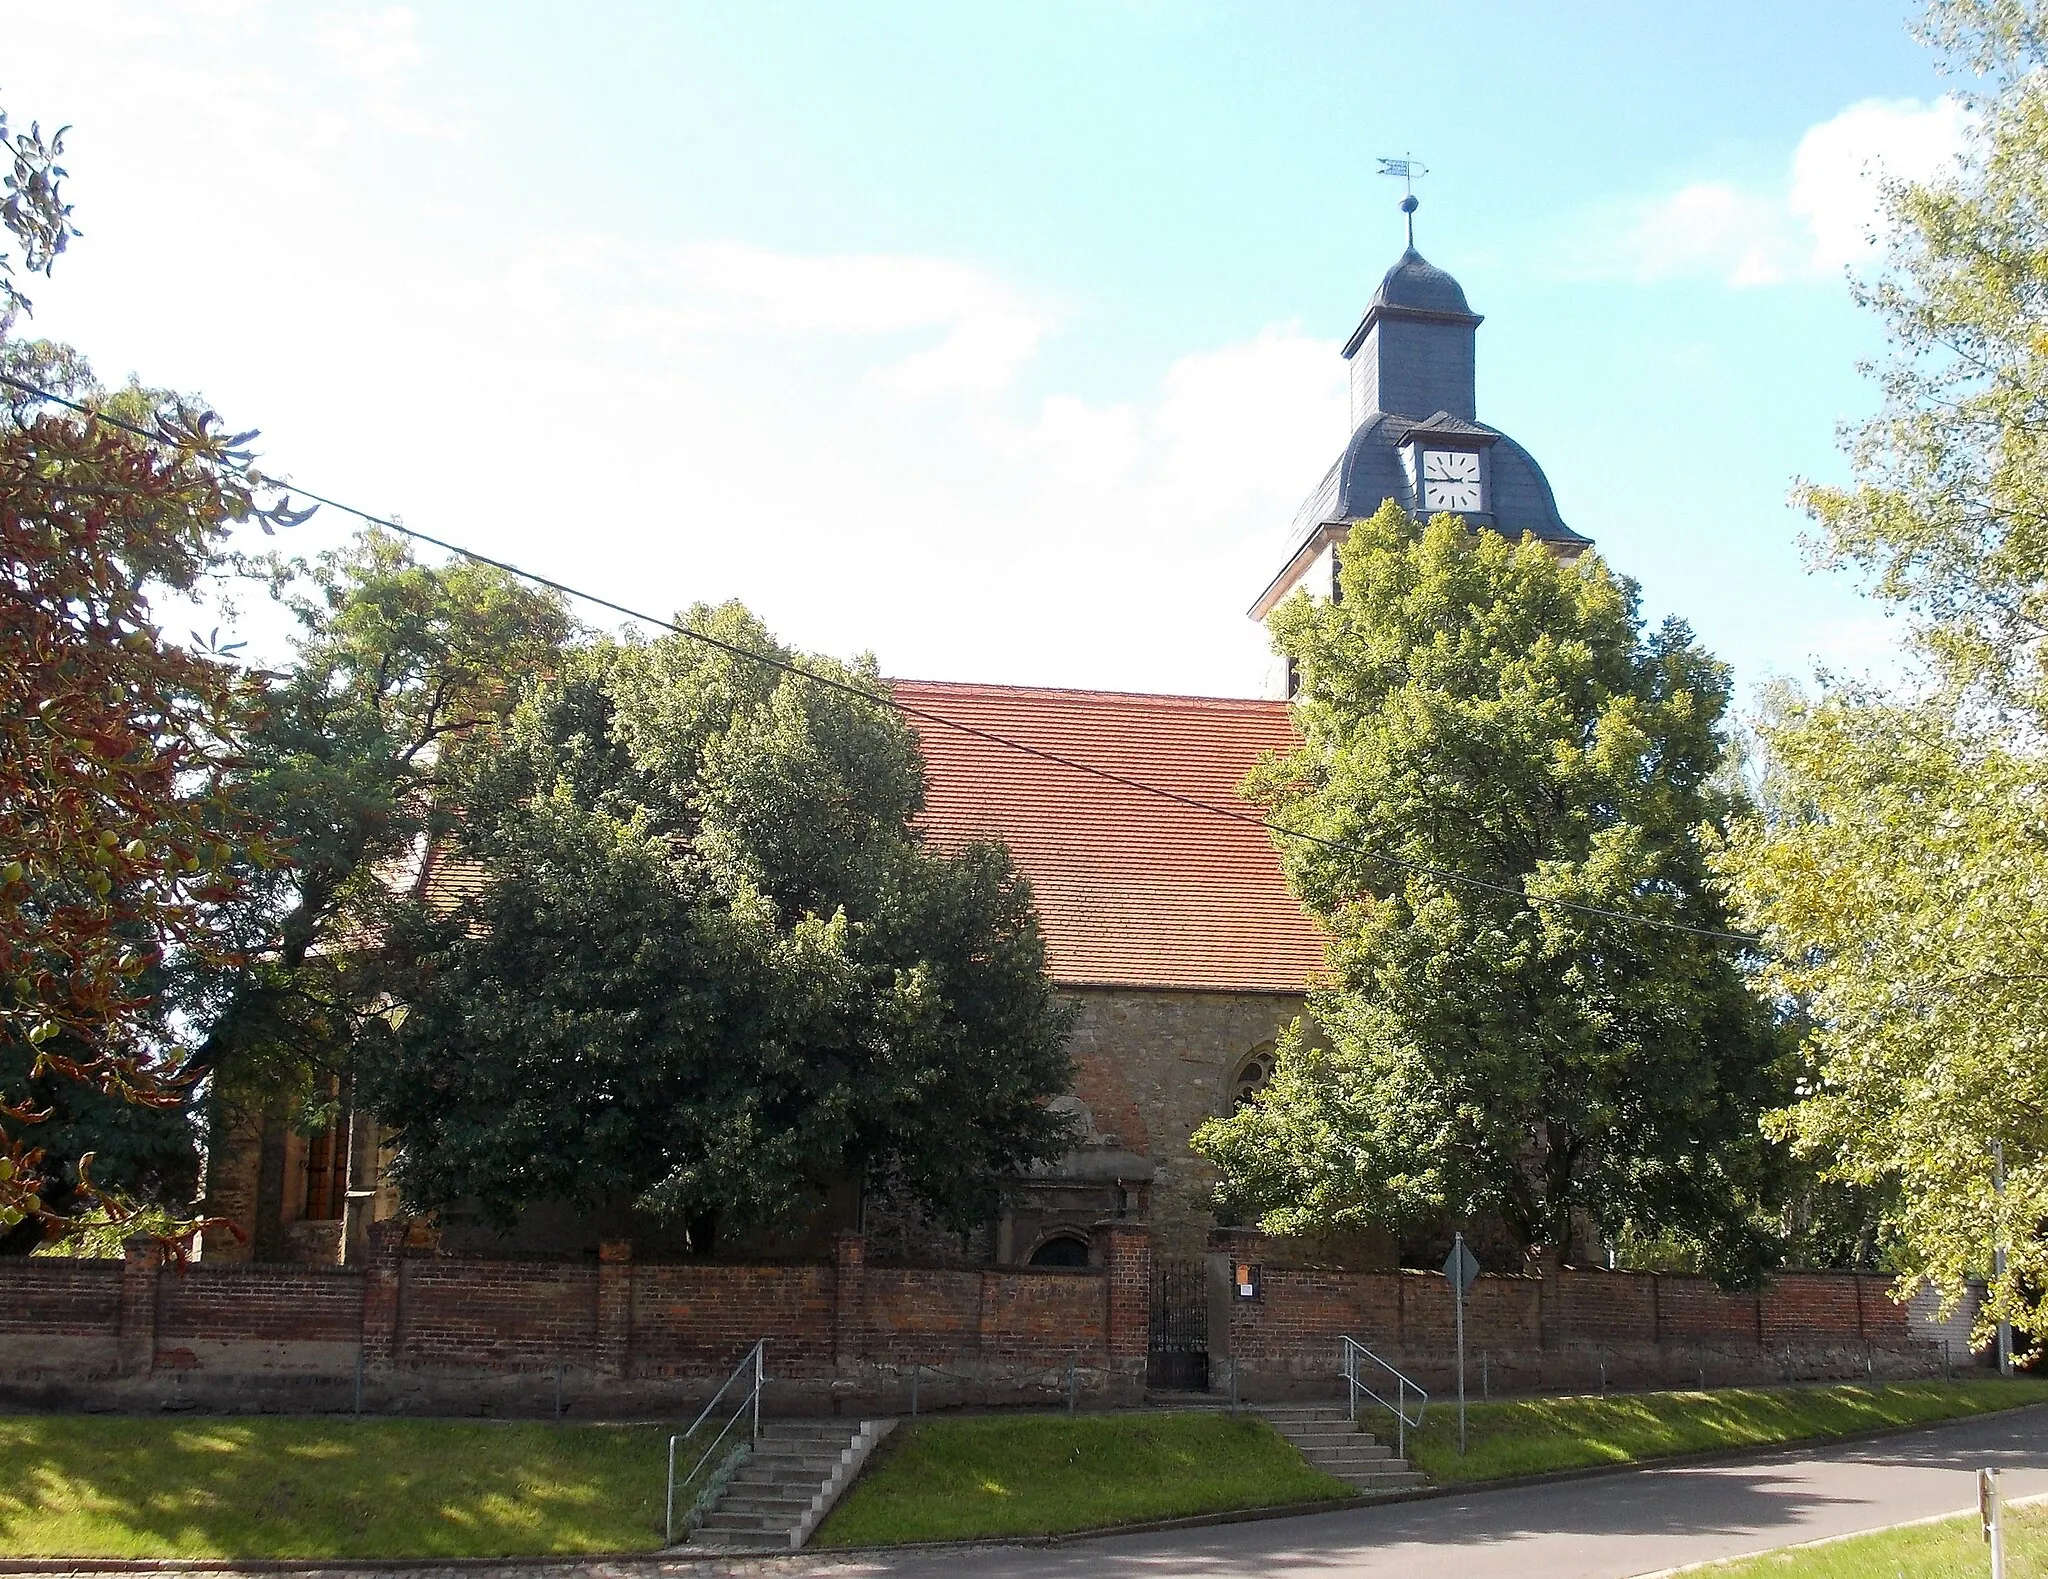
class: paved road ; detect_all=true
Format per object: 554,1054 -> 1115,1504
826,1406 -> 2048,1579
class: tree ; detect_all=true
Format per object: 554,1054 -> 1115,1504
0,85 -> 320,1246
358,604 -> 1075,1244
0,102 -> 77,323
1713,0 -> 2048,1344
0,383 -> 285,1240
1193,503 -> 1786,1277
189,531 -> 576,1152
172,529 -> 577,1256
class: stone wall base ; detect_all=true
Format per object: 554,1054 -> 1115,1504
1217,1340 -> 1946,1404
0,1358 -> 1148,1420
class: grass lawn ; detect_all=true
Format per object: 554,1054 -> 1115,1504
0,1415 -> 676,1559
1406,1377 -> 2048,1485
1698,1497 -> 2048,1577
813,1411 -> 1351,1546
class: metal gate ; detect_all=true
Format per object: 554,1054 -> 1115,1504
1147,1259 -> 1209,1392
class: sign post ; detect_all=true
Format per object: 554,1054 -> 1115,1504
1981,1466 -> 2005,1579
1994,1142 -> 2014,1378
1443,1233 -> 1481,1456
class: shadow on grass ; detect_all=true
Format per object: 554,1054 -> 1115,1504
1407,1378 -> 2048,1484
0,1415 -> 675,1559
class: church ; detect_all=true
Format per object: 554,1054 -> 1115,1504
891,216 -> 1586,1271
207,217 -> 1585,1272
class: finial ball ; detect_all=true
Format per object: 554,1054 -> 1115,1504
1400,195 -> 1419,214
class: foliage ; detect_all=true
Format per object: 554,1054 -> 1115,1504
0,1040 -> 196,1254
0,382 -> 290,1239
1714,0 -> 2048,1345
27,1200 -> 187,1259
190,530 -> 576,1141
1193,503 -> 1786,1278
359,603 -> 1075,1242
0,1416 -> 672,1558
0,89 -> 307,1248
1716,695 -> 2048,1339
814,1413 -> 1348,1546
1405,1377 -> 2048,1484
0,101 -> 77,324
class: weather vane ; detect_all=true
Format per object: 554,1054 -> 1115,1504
1377,154 -> 1429,248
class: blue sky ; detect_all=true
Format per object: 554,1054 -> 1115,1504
7,1 -> 1959,699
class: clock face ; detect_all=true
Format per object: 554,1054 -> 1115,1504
1420,448 -> 1482,512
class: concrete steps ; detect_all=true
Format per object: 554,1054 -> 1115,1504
1257,1403 -> 1427,1494
688,1418 -> 894,1550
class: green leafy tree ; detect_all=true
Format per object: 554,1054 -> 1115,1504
196,530 -> 575,1095
1713,0 -> 2048,1349
1193,503 -> 1785,1277
359,605 -> 1075,1244
186,530 -> 575,1249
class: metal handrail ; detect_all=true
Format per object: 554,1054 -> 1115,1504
664,1338 -> 767,1546
1341,1335 -> 1428,1459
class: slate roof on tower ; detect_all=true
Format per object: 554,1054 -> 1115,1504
1285,415 -> 1581,550
1253,234 -> 1590,619
1349,245 -> 1479,337
891,679 -> 1325,995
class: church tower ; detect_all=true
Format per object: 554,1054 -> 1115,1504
1251,199 -> 1589,676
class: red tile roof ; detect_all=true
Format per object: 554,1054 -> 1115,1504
890,679 -> 1326,994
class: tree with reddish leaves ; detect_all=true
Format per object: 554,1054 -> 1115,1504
0,390 -> 292,1240
0,89 -> 309,1245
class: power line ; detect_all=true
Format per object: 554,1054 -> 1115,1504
0,371 -> 1763,946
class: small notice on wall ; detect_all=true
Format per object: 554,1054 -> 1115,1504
1234,1262 -> 1262,1301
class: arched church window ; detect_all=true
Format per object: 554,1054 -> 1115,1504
1027,1233 -> 1090,1268
1234,1043 -> 1278,1108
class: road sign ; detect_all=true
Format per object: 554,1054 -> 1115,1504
1446,1232 -> 1481,1456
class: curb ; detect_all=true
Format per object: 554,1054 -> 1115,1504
4,1397 -> 2044,1574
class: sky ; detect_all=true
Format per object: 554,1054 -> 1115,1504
3,1 -> 1967,701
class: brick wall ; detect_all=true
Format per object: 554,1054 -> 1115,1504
974,1271 -> 1109,1364
0,1228 -> 1137,1413
0,1260 -> 121,1378
0,1223 -> 1957,1415
631,1263 -> 835,1377
157,1265 -> 362,1346
1216,1239 -> 1943,1399
0,1259 -> 121,1337
400,1259 -> 598,1371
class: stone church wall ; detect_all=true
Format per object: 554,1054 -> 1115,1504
1062,985 -> 1307,1263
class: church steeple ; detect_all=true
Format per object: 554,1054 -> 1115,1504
1341,201 -> 1482,428
1249,193 -> 1590,671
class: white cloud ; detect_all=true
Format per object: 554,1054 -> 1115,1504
1622,181 -> 1793,288
1608,97 -> 1971,287
672,242 -> 1060,395
441,236 -> 1061,395
5,0 -> 1347,697
313,7 -> 423,89
1790,96 -> 1971,270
